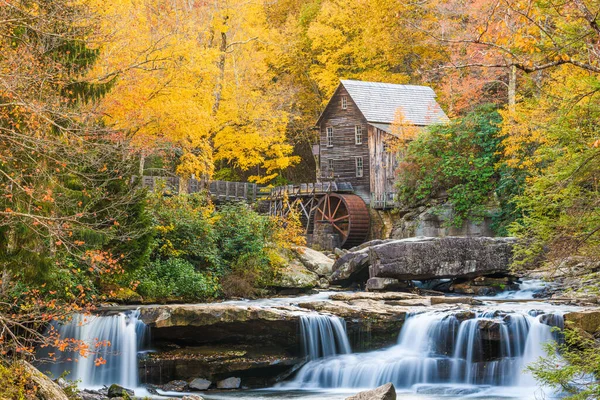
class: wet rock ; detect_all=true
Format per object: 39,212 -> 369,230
270,260 -> 319,290
139,303 -> 299,349
450,282 -> 498,296
477,319 -> 502,341
143,344 -> 302,389
330,248 -> 371,285
564,310 -> 600,337
160,380 -> 188,392
346,382 -> 396,400
15,360 -> 68,400
330,292 -> 419,301
182,396 -> 205,400
217,377 -> 241,389
318,277 -> 330,289
370,237 -> 516,281
453,311 -> 477,322
430,297 -> 482,306
107,384 -> 134,398
189,378 -> 211,390
294,246 -> 334,276
366,277 -> 409,292
79,389 -> 107,400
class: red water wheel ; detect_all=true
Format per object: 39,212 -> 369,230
314,193 -> 370,249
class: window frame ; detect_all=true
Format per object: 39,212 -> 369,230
355,125 -> 362,145
326,127 -> 333,147
327,159 -> 334,171
355,156 -> 364,178
341,96 -> 347,110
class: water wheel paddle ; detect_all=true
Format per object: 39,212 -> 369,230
314,193 -> 370,249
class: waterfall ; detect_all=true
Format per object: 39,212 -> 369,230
300,314 -> 351,360
289,310 -> 564,390
43,310 -> 148,389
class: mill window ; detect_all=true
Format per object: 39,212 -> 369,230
326,127 -> 333,147
355,156 -> 364,178
341,96 -> 347,110
355,125 -> 362,144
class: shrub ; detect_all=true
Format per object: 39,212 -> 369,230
136,258 -> 220,301
396,104 -> 521,231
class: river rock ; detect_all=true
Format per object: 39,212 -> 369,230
107,383 -> 134,398
564,310 -> 600,337
16,360 -> 68,400
430,296 -> 482,305
270,260 -> 319,290
366,277 -> 409,292
294,246 -> 335,276
346,382 -> 396,400
160,380 -> 188,392
79,389 -> 107,400
189,378 -> 211,390
217,377 -> 241,389
370,237 -> 516,281
329,248 -> 371,285
182,396 -> 205,400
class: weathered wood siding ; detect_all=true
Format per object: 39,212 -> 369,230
318,86 -> 371,203
369,127 -> 400,208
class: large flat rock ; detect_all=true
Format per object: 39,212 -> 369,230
369,237 -> 516,281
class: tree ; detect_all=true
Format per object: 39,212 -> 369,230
0,0 -> 149,360
88,0 -> 300,184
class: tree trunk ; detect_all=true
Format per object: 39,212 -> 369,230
508,65 -> 517,112
139,151 -> 145,177
212,28 -> 227,116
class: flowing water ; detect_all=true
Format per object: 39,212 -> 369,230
40,283 -> 586,399
42,310 -> 149,390
285,310 -> 563,393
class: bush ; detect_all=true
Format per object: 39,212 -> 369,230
396,104 -> 521,231
136,258 -> 220,301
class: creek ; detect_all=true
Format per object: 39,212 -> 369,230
42,281 -> 594,399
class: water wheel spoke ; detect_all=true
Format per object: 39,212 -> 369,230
333,214 -> 349,222
331,222 -> 348,238
332,198 -> 342,218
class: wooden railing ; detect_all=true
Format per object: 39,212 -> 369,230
139,176 -> 258,203
269,181 -> 353,199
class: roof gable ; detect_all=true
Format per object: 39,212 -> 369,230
317,80 -> 449,126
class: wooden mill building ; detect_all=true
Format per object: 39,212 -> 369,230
316,80 -> 449,209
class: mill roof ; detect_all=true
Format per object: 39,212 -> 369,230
317,79 -> 449,127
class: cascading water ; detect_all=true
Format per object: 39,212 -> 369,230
300,314 -> 351,360
43,310 -> 148,389
289,310 -> 564,392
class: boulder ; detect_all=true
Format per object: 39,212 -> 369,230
182,396 -> 205,400
270,260 -> 319,290
366,277 -> 409,292
330,248 -> 371,285
564,310 -> 600,336
370,237 -> 516,281
346,382 -> 396,400
217,377 -> 241,389
16,360 -> 68,400
79,389 -> 107,400
160,380 -> 188,392
189,378 -> 211,390
294,246 -> 335,276
107,384 -> 134,398
143,344 -> 302,388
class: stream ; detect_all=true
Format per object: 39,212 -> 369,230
42,281 -> 593,399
